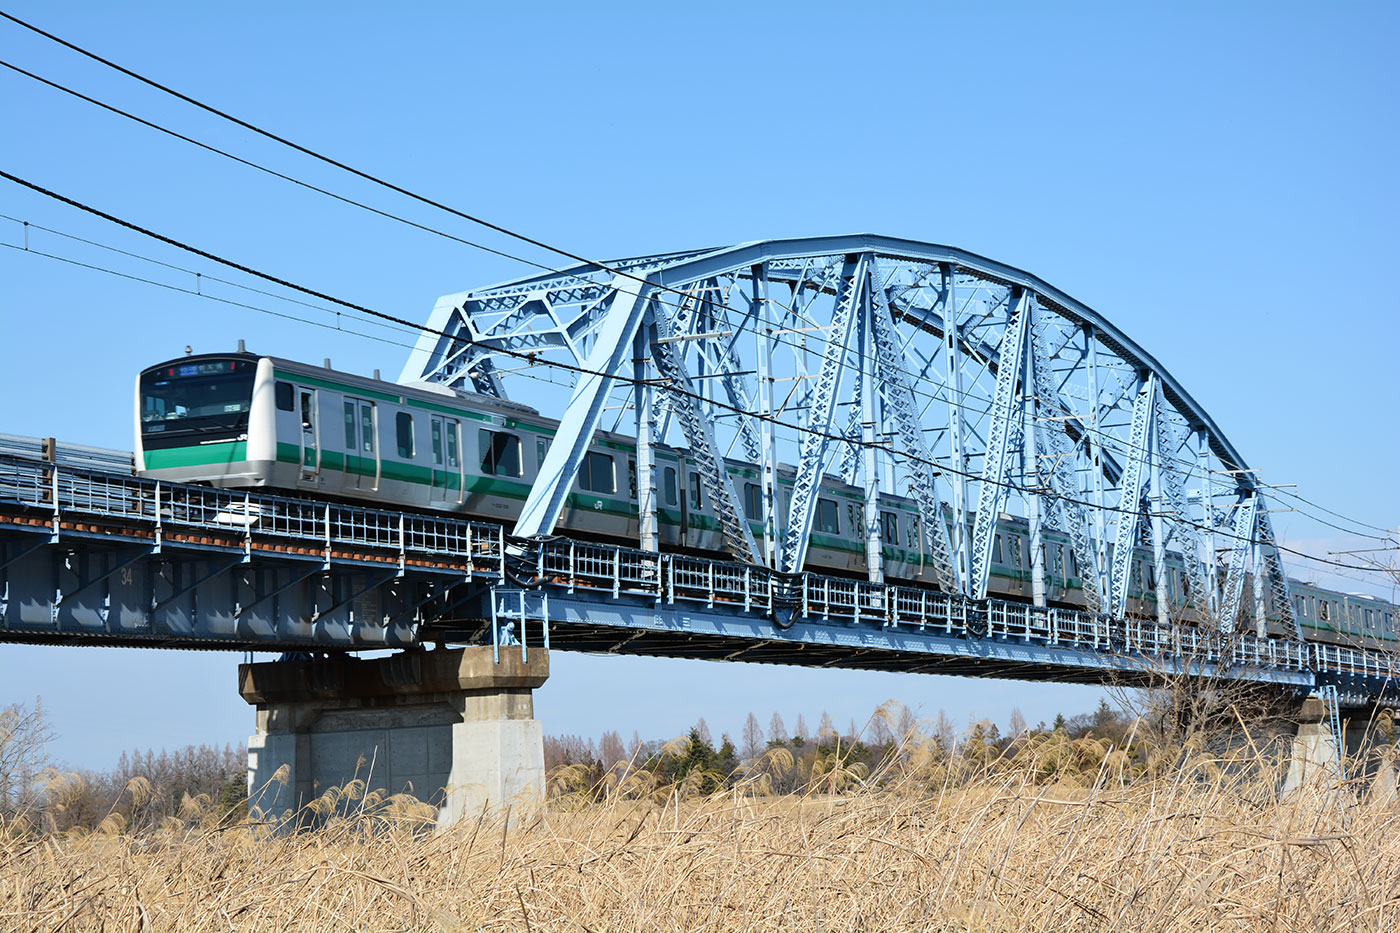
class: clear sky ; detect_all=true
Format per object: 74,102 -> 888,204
2,1 -> 1397,770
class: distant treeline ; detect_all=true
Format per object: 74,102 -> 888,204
544,700 -> 1136,796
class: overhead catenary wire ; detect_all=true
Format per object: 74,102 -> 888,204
4,19 -> 1393,548
0,177 -> 1387,577
2,51 -> 1354,523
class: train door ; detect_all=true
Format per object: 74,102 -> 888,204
343,398 -> 377,490
678,464 -> 690,547
342,400 -> 360,487
358,400 -> 378,490
430,415 -> 461,504
297,388 -> 319,484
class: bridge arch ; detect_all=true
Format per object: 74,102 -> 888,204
402,235 -> 1293,635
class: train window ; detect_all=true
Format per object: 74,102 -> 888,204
581,451 -> 614,493
479,429 -> 522,477
359,404 -> 375,453
395,412 -> 415,458
1144,562 -> 1156,592
909,515 -> 920,546
689,472 -> 703,509
993,534 -> 1004,564
275,382 -> 294,412
343,402 -> 356,449
664,467 -> 677,506
743,483 -> 762,519
880,512 -> 899,546
628,459 -> 637,500
1010,537 -> 1023,570
817,499 -> 839,535
536,438 -> 549,469
1056,545 -> 1066,576
1319,601 -> 1330,623
431,419 -> 443,465
445,422 -> 459,468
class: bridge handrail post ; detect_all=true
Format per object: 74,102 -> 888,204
520,590 -> 528,664
706,561 -> 714,609
614,549 -> 621,599
49,459 -> 60,541
490,590 -> 499,664
153,481 -> 163,552
243,491 -> 252,561
398,513 -> 406,573
323,503 -> 332,568
744,566 -> 751,613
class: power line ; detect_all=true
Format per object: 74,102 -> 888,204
3,52 -> 1348,521
5,15 -> 1392,548
0,181 -> 1386,577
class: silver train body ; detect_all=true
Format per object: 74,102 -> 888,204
134,352 -> 1399,648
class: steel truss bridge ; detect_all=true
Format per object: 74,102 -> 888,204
1,235 -> 1395,708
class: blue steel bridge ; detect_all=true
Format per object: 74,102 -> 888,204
1,236 -> 1395,709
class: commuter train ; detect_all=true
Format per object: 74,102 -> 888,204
134,351 -> 1399,648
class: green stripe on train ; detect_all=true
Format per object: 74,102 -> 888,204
145,441 -> 250,470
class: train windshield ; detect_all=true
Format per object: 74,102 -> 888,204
140,358 -> 257,434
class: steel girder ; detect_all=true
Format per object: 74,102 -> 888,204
406,235 -> 1290,619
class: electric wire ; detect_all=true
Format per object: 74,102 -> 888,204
7,50 -> 1367,528
0,179 -> 1387,577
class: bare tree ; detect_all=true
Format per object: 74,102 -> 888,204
934,709 -> 956,752
894,704 -> 918,743
1008,707 -> 1028,737
695,718 -> 713,748
0,697 -> 54,819
599,730 -> 625,770
768,712 -> 789,746
794,714 -> 810,743
742,713 -> 764,759
817,712 -> 836,743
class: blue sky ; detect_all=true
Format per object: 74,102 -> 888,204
2,1 -> 1397,769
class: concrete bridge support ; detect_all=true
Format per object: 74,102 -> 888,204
240,646 -> 548,827
1282,696 -> 1398,801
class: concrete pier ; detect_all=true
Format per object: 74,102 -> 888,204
240,646 -> 548,826
1281,696 -> 1340,796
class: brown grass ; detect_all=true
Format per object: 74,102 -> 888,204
2,745 -> 1397,932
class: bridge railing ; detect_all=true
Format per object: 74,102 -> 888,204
0,454 -> 506,572
528,537 -> 1338,677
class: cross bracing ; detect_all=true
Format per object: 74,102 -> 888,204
403,235 -> 1294,631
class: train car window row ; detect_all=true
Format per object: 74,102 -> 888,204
817,498 -> 839,535
275,382 -> 294,412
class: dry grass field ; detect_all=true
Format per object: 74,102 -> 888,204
2,736 -> 1397,932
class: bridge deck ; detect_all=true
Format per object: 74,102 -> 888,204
0,449 -> 1393,707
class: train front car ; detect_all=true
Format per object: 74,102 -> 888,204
134,352 -> 275,487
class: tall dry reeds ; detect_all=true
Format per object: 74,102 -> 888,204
2,731 -> 1397,932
